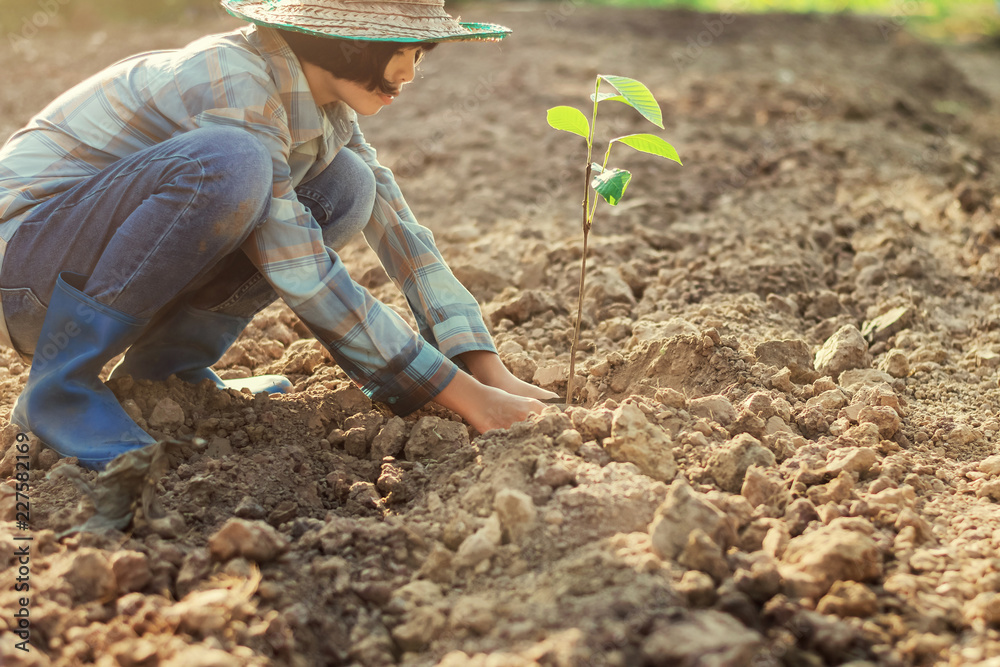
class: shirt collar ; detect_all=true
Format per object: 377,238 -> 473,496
242,24 -> 355,147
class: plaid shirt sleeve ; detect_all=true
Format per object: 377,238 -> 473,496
174,48 -> 461,415
348,122 -> 497,361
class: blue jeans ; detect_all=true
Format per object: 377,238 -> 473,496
0,126 -> 376,357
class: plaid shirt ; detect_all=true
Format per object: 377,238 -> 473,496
0,25 -> 495,415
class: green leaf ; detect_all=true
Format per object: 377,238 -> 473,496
590,92 -> 631,106
546,106 -> 590,140
613,134 -> 682,165
591,168 -> 632,206
598,75 -> 664,129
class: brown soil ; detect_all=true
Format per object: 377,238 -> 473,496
2,4 -> 1000,666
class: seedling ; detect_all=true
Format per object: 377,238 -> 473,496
546,74 -> 682,404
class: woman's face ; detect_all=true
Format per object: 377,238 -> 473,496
302,46 -> 424,114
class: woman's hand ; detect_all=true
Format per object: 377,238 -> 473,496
457,350 -> 560,402
433,366 -> 546,434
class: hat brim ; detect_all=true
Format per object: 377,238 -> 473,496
221,1 -> 510,43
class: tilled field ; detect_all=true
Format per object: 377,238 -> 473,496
1,4 -> 1000,666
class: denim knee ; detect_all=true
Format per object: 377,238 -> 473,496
184,126 -> 273,241
297,148 -> 376,250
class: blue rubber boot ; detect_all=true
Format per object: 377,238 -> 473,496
109,305 -> 292,394
11,272 -> 157,470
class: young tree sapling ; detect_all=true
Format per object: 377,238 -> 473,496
547,74 -> 682,404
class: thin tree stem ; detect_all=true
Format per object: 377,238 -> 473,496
566,159 -> 593,405
566,226 -> 590,405
566,75 -> 603,406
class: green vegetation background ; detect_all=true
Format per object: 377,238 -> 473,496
1,0 -> 997,41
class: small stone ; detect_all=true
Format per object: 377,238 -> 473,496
733,559 -> 782,603
417,543 -> 455,585
205,436 -> 233,458
404,416 -> 469,461
52,548 -> 116,603
392,606 -> 447,652
976,479 -> 1000,501
879,349 -> 910,378
494,489 -> 537,542
754,339 -> 817,383
649,479 -> 736,561
689,395 -> 737,426
840,369 -> 896,390
234,496 -> 266,520
978,350 -> 1000,368
858,406 -> 901,439
762,522 -> 791,559
162,646 -> 242,667
344,427 -> 369,459
110,551 -> 151,594
371,416 -> 408,460
741,464 -> 788,510
149,512 -> 186,539
453,514 -> 502,569
965,592 -> 1000,626
208,518 -> 289,562
705,433 -> 776,493
780,526 -> 882,599
979,455 -> 1000,477
816,580 -> 878,617
534,459 -> 576,488
655,387 -> 687,409
449,595 -> 496,635
148,398 -> 185,429
784,498 -> 820,536
676,569 -> 717,607
867,485 -> 915,512
641,610 -> 762,665
679,528 -> 729,582
267,500 -> 297,527
826,447 -> 878,477
605,401 -> 677,481
807,471 -> 855,506
814,325 -> 871,380
579,440 -> 611,466
571,408 -> 613,441
111,639 -> 159,667
554,429 -> 584,452
176,548 -> 213,598
770,367 -> 796,393
533,363 -> 568,387
894,508 -> 934,544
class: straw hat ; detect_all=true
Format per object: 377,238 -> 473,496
220,0 -> 511,43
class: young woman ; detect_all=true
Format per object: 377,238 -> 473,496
0,0 -> 557,469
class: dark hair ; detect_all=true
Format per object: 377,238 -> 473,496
278,30 -> 437,96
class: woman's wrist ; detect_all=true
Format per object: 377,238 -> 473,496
456,350 -> 506,385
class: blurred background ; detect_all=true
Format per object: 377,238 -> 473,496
0,0 -> 997,42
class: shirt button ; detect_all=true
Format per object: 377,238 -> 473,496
388,397 -> 397,404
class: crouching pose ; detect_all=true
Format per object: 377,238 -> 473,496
0,0 -> 556,469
